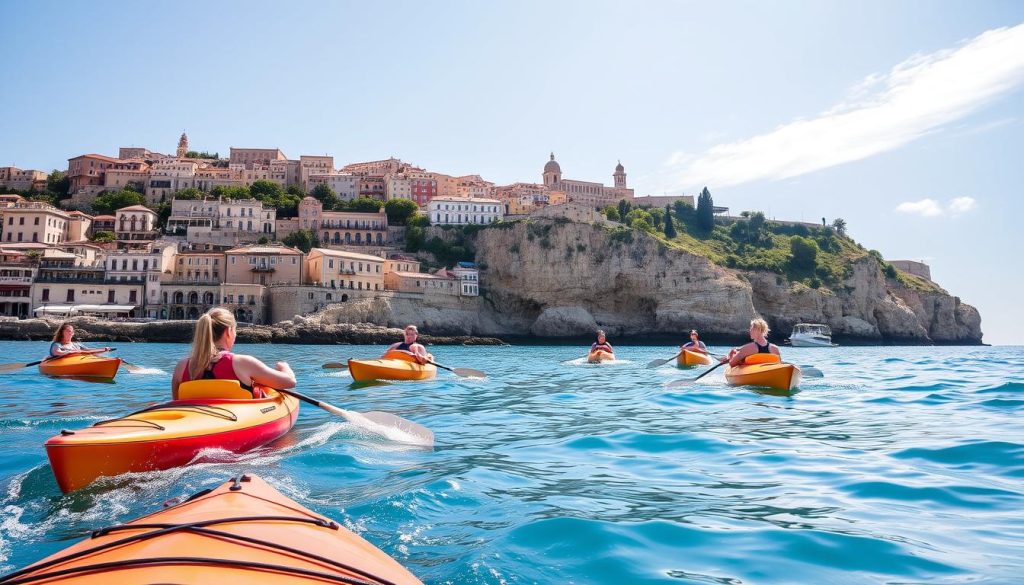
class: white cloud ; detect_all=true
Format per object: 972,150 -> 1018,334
664,23 -> 1024,190
895,199 -> 944,217
948,196 -> 977,214
895,196 -> 977,217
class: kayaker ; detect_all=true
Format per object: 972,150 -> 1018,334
385,325 -> 431,365
722,318 -> 781,366
171,308 -> 296,399
591,330 -> 614,356
681,330 -> 708,354
49,323 -> 111,358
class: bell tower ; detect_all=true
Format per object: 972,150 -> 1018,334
176,131 -> 189,158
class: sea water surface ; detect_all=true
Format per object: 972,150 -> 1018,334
1,341 -> 1022,584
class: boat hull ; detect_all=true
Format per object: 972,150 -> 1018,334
677,349 -> 714,367
588,350 -> 615,363
45,389 -> 299,493
5,474 -> 423,584
725,363 -> 802,391
39,355 -> 122,379
348,351 -> 437,382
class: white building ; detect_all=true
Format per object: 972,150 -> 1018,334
428,197 -> 503,226
166,198 -> 276,245
307,173 -> 359,201
146,160 -> 199,203
105,242 -> 176,317
452,262 -> 479,296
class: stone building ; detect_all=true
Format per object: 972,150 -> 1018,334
541,153 -> 633,209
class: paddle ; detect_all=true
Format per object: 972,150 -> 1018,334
278,387 -> 434,447
646,351 -> 682,368
427,360 -> 486,379
665,360 -> 727,389
799,365 -> 824,378
322,362 -> 349,369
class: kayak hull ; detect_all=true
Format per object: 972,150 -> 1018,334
588,350 -> 615,363
725,362 -> 802,391
5,474 -> 423,584
348,351 -> 437,382
39,355 -> 122,379
45,388 -> 299,493
677,349 -> 714,367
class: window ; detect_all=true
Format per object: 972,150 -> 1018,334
108,290 -> 115,303
41,288 -> 49,301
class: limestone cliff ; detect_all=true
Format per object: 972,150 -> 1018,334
357,220 -> 980,344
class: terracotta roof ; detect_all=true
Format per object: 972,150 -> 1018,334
116,205 -> 155,213
310,248 -> 383,262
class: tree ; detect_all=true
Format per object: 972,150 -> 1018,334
832,218 -> 847,236
341,197 -> 385,213
384,197 -> 419,226
624,208 -> 652,225
617,198 -> 632,220
155,200 -> 172,230
91,189 -> 146,215
749,211 -> 766,232
282,229 -> 320,253
663,204 -> 677,238
789,236 -> 819,271
249,180 -> 284,202
310,183 -> 339,209
90,230 -> 116,243
174,188 -> 205,201
257,235 -> 270,245
47,170 -> 70,196
600,205 -> 620,222
408,213 -> 430,227
696,187 -> 714,232
211,185 -> 250,199
405,225 -> 425,252
673,200 -> 695,222
286,184 -> 305,197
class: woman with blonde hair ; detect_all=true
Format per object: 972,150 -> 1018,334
49,322 -> 111,358
721,318 -> 781,366
171,308 -> 296,399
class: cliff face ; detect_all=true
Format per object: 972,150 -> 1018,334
459,220 -> 982,343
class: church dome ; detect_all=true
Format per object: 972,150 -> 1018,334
615,160 -> 624,172
544,152 -> 561,174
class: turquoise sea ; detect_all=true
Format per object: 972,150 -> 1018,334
1,341 -> 1022,584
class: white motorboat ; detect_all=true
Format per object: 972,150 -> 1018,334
789,323 -> 837,347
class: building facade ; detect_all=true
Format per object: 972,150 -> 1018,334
428,197 -> 503,225
2,202 -> 71,245
305,248 -> 385,291
224,244 -> 303,286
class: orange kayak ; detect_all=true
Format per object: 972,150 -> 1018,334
587,350 -> 614,363
2,474 -> 423,584
39,354 -> 122,379
677,349 -> 714,367
45,380 -> 299,493
348,350 -> 437,382
725,361 -> 802,391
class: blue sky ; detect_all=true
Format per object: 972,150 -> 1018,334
2,0 -> 1022,344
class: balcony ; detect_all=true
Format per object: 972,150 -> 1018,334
0,276 -> 32,285
250,265 -> 275,273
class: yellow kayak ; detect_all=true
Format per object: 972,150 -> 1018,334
39,354 -> 122,379
725,354 -> 801,391
348,350 -> 437,382
677,349 -> 714,367
45,380 -> 300,493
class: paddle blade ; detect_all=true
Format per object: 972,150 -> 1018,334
322,362 -> 350,370
121,362 -> 145,373
799,366 -> 824,378
665,378 -> 695,389
0,362 -> 33,373
646,358 -> 670,368
452,367 -> 486,378
320,403 -> 434,447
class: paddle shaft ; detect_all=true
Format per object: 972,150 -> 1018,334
693,360 -> 727,381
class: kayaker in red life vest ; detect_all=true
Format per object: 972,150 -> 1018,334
171,308 -> 296,400
591,330 -> 614,355
721,318 -> 782,366
385,324 -> 432,365
681,329 -> 708,354
49,322 -> 112,358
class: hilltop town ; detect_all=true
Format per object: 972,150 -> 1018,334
0,133 -> 978,344
0,133 -> 669,325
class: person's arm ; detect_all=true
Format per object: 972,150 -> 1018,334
770,344 -> 781,357
171,358 -> 187,400
729,343 -> 755,366
233,355 -> 297,389
412,343 -> 430,364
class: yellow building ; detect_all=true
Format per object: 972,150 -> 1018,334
305,248 -> 384,292
2,201 -> 70,245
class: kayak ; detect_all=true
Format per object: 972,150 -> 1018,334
348,350 -> 437,382
725,354 -> 801,391
587,350 -> 615,363
45,380 -> 300,493
1,474 -> 423,584
677,349 -> 714,367
39,354 -> 122,379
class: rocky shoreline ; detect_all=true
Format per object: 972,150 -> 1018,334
0,317 -> 507,346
